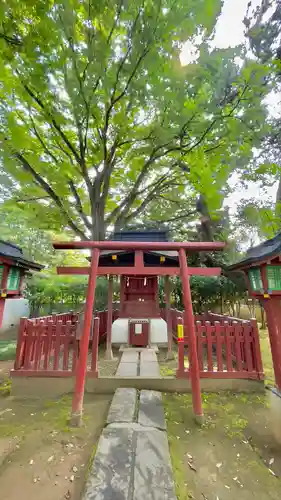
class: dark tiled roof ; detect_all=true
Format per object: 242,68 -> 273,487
0,240 -> 43,271
228,233 -> 281,270
111,229 -> 169,242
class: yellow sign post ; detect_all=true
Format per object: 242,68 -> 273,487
177,323 -> 184,342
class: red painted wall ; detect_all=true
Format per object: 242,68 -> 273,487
119,276 -> 160,318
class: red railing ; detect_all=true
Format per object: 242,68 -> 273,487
176,313 -> 263,380
14,315 -> 79,376
13,310 -> 120,376
12,309 -> 263,381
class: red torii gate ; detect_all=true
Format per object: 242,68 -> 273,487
53,239 -> 225,425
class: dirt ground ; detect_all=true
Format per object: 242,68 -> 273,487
0,344 -> 119,500
158,345 -> 180,376
0,392 -> 111,500
0,361 -> 14,382
164,391 -> 281,500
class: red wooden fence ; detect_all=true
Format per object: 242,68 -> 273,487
13,310 -> 120,376
14,316 -> 79,376
176,313 -> 263,380
12,309 -> 263,381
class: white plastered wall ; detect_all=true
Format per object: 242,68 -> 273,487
1,298 -> 29,332
111,317 -> 168,345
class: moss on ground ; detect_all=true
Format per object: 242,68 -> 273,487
0,341 -> 16,361
164,391 -> 281,500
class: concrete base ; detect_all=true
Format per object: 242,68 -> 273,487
70,411 -> 83,427
104,348 -> 114,360
112,318 -> 168,345
10,374 -> 264,399
166,350 -> 175,361
194,414 -> 204,426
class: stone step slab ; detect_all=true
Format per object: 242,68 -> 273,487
133,429 -> 176,500
139,361 -> 160,377
120,350 -> 139,363
116,362 -> 138,377
140,350 -> 158,363
107,388 -> 137,424
82,425 -> 135,500
138,390 -> 166,430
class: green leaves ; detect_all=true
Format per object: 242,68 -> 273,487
0,0 -> 271,240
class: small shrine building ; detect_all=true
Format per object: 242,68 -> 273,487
0,240 -> 43,332
228,233 -> 281,391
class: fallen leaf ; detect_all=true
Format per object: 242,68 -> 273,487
0,409 -> 12,416
188,461 -> 197,472
269,458 -> 275,465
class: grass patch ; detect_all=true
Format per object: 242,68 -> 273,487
163,391 -> 276,499
259,327 -> 274,385
0,340 -> 17,361
0,377 -> 11,397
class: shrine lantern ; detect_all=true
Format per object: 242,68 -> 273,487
228,233 -> 281,390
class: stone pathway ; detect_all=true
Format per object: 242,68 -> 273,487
82,385 -> 176,499
116,349 -> 160,378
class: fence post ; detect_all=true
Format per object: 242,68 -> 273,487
250,318 -> 264,378
14,317 -> 27,370
34,320 -> 44,370
91,317 -> 100,377
176,317 -> 185,378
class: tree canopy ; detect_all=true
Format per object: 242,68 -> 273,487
0,0 -> 270,240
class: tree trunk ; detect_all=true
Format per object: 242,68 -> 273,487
275,175 -> 281,231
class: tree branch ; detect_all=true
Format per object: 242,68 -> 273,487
68,180 -> 92,231
19,77 -> 82,166
14,152 -> 87,239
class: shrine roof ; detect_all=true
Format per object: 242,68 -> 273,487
228,233 -> 281,271
99,229 -> 179,259
99,249 -> 178,259
0,240 -> 43,271
111,229 -> 169,242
